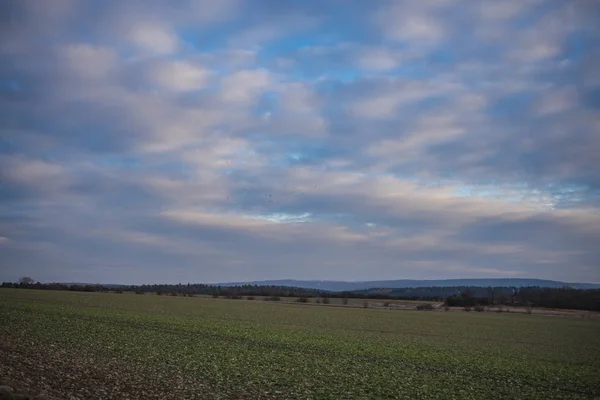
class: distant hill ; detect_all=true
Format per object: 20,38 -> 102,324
214,278 -> 600,292
56,278 -> 600,292
59,282 -> 125,289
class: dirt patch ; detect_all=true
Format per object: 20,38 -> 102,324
441,306 -> 600,318
0,335 -> 229,400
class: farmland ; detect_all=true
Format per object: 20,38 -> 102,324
1,289 -> 599,399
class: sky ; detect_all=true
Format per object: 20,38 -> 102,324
0,0 -> 599,285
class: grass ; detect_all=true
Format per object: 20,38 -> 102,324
1,289 -> 599,399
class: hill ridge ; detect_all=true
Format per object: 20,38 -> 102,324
212,278 -> 600,291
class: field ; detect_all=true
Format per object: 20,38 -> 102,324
1,289 -> 599,399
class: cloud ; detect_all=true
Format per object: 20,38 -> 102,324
219,68 -> 272,103
148,60 -> 211,92
260,82 -> 327,136
532,86 -> 578,116
355,47 -> 404,71
127,21 -> 180,55
0,155 -> 74,201
0,0 -> 599,284
345,77 -> 461,119
61,44 -> 118,80
374,1 -> 450,44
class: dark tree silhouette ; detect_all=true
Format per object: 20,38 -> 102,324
19,277 -> 34,285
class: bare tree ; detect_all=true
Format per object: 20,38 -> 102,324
486,286 -> 495,305
19,277 -> 34,285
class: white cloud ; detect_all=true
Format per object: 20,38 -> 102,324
0,156 -> 72,194
350,93 -> 402,119
149,60 -> 211,92
263,82 -> 327,135
162,210 -> 278,229
348,79 -> 460,119
246,212 -> 312,223
127,21 -> 179,54
375,2 -> 449,43
220,68 -> 272,103
368,117 -> 465,157
504,10 -> 571,63
533,86 -> 578,116
356,47 -> 402,71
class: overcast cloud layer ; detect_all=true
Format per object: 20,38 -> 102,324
1,0 -> 599,284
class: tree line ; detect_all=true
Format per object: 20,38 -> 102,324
1,279 -> 108,293
0,279 -> 323,298
444,286 -> 600,311
2,278 -> 599,311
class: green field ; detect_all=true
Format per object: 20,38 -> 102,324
1,289 -> 599,399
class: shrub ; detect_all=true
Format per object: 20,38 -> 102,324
264,296 -> 281,301
525,304 -> 533,315
115,290 -> 123,294
383,302 -> 391,307
212,294 -> 219,298
322,297 -> 330,304
342,298 -> 349,305
495,307 -> 503,313
156,291 -> 163,296
227,295 -> 243,300
246,296 -> 255,300
416,304 -> 434,311
363,300 -> 369,309
444,305 -> 450,312
296,297 -> 309,303
464,306 -> 472,312
135,289 -> 145,295
474,305 -> 485,312
315,298 -> 321,303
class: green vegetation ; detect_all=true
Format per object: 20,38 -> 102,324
1,289 -> 599,399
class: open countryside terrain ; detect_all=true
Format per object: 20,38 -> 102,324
1,289 -> 600,399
